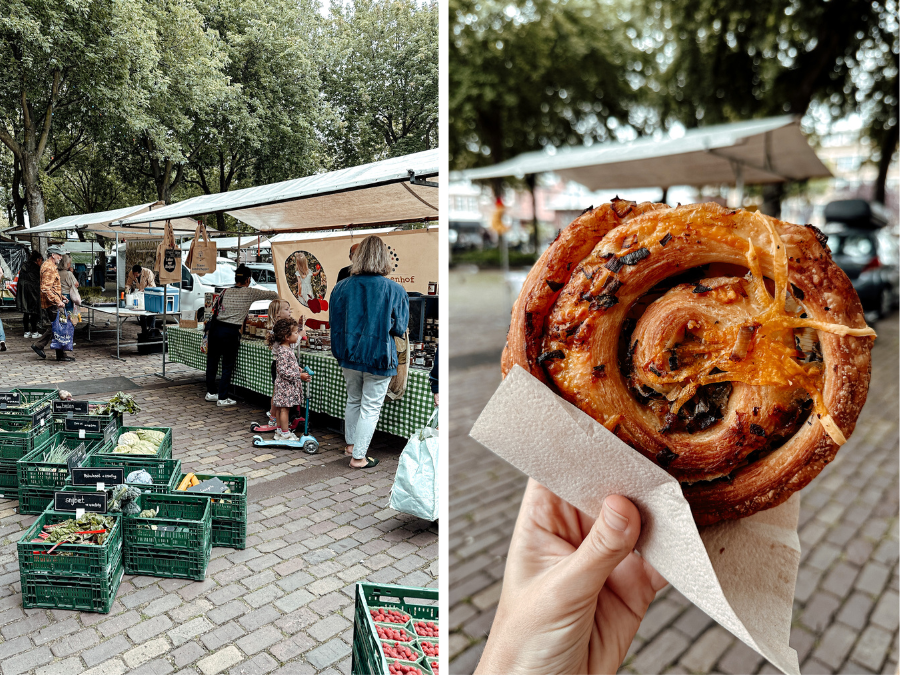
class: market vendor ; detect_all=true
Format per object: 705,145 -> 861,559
126,265 -> 155,292
205,264 -> 279,407
336,243 -> 359,285
127,265 -> 158,332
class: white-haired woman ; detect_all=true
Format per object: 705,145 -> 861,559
330,236 -> 409,469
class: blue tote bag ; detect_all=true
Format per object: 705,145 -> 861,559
50,311 -> 74,351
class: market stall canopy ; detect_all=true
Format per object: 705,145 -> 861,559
114,150 -> 440,233
457,116 -> 831,190
8,202 -> 211,239
179,235 -> 269,251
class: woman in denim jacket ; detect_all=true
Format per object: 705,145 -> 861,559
330,236 -> 409,469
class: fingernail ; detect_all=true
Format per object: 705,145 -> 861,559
603,500 -> 628,531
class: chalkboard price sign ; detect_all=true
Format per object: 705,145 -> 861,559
104,421 -> 117,445
54,491 -> 107,513
65,418 -> 102,434
52,400 -> 90,415
0,392 -> 21,406
66,443 -> 87,473
70,467 -> 124,486
32,405 -> 52,428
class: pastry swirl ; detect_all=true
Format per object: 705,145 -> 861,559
502,200 -> 875,525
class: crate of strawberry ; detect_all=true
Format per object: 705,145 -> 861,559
419,640 -> 438,658
413,620 -> 438,638
387,660 -> 425,675
375,624 -> 414,643
352,583 -> 439,675
370,607 -> 411,625
380,640 -> 423,662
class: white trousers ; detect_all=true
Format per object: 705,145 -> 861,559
342,368 -> 391,459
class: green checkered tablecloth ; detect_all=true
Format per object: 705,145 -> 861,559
167,326 -> 435,439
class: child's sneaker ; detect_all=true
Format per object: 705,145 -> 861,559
277,430 -> 299,442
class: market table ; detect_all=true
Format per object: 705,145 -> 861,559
167,326 -> 435,439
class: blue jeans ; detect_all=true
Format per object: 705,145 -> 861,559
342,368 -> 391,459
0,317 -> 5,343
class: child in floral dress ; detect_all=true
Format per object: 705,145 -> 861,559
266,318 -> 311,440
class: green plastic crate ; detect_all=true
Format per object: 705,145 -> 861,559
95,426 -> 172,459
51,401 -> 122,426
124,492 -> 211,553
18,509 -> 122,577
0,388 -> 58,422
17,487 -> 55,515
124,544 -> 209,580
21,555 -> 123,613
175,474 -> 247,521
0,417 -> 54,461
424,657 -> 437,675
80,455 -> 181,494
352,583 -> 439,675
211,518 -> 246,549
0,459 -> 18,499
18,433 -> 110,490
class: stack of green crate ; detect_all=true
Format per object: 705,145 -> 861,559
0,388 -> 58,500
17,432 -> 112,514
123,492 -> 211,580
95,426 -> 173,459
17,508 -> 124,613
174,474 -> 247,549
78,455 -> 181,493
352,583 -> 440,675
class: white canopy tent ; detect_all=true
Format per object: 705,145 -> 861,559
178,235 -> 269,251
457,116 -> 832,202
9,202 -> 210,240
114,150 -> 439,233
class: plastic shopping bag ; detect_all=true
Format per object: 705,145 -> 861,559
50,310 -> 74,351
389,408 -> 438,521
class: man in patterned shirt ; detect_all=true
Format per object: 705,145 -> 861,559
205,264 -> 279,406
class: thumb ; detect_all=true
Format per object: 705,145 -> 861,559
556,495 -> 641,599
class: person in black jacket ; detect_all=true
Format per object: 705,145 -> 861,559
16,250 -> 43,338
335,243 -> 359,285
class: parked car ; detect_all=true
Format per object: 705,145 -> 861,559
822,199 -> 898,322
243,262 -> 278,292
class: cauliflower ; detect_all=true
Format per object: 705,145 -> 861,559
116,432 -> 139,448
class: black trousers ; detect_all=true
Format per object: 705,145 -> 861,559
205,321 -> 241,399
23,313 -> 40,333
33,308 -> 65,359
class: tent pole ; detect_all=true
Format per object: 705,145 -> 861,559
732,162 -> 744,208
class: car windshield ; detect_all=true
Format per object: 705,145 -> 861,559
198,260 -> 237,286
828,232 -> 876,258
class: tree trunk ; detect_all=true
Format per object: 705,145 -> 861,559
215,211 -> 226,232
22,153 -> 48,256
660,187 -> 669,204
761,183 -> 785,218
874,123 -> 898,205
11,156 -> 26,229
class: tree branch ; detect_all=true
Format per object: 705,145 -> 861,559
36,70 -> 61,159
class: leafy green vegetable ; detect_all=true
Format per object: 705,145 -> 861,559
99,393 -> 141,416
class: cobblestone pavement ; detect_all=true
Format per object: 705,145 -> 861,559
0,310 -> 438,675
448,269 -> 899,675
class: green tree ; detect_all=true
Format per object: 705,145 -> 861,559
450,0 -> 647,173
642,0 -> 898,208
323,0 -> 438,167
185,0 -> 326,230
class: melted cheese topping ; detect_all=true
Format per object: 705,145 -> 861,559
642,212 -> 875,445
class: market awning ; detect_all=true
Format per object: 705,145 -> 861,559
179,235 -> 269,251
9,202 -> 209,239
114,150 -> 440,234
457,116 -> 831,190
